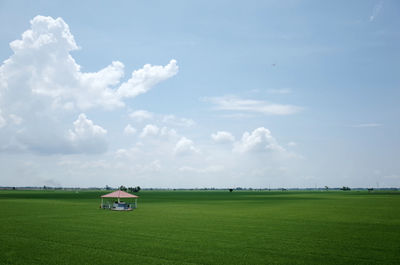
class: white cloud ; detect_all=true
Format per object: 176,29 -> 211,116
140,124 -> 160,138
174,137 -> 199,155
117,60 -> 178,99
0,121 -> 302,187
211,131 -> 235,143
370,1 -> 383,22
287,141 -> 297,147
139,123 -> 177,139
0,16 -> 312,189
123,124 -> 136,135
68,113 -> 107,153
129,112 -> 194,128
0,112 -> 110,154
0,15 -> 178,155
207,96 -> 302,115
162,115 -> 195,127
267,89 -> 291,94
129,110 -> 153,122
72,113 -> 105,137
0,15 -> 178,112
234,127 -> 285,153
10,16 -> 78,52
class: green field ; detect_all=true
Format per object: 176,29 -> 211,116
1,190 -> 399,265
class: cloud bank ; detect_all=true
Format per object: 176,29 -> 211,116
0,15 -> 178,154
0,15 -> 302,188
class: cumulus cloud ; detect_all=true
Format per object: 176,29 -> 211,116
174,137 -> 199,155
19,122 -> 299,188
206,96 -> 301,115
234,127 -> 285,153
2,113 -> 108,154
139,124 -> 177,139
0,15 -> 177,113
117,60 -> 178,99
140,124 -> 160,138
129,111 -> 194,128
0,15 -> 178,111
69,114 -> 107,139
123,124 -> 137,135
0,15 -> 307,188
129,110 -> 154,122
0,15 -> 178,154
68,113 -> 107,153
211,131 -> 235,143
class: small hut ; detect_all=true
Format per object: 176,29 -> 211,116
100,190 -> 139,211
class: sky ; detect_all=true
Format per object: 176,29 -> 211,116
0,0 -> 399,188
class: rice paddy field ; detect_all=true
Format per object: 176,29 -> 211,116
0,190 -> 399,265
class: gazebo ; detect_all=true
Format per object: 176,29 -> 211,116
100,190 -> 139,211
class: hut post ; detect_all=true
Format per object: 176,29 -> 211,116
101,197 -> 103,208
135,198 -> 137,208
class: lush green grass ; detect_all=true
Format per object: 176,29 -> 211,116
1,190 -> 399,265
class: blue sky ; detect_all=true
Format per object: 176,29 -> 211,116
0,0 -> 399,188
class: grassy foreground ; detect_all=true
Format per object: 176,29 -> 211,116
0,190 -> 399,265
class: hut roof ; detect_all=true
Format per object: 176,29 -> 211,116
101,190 -> 139,198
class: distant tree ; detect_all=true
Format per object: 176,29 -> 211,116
105,185 -> 111,190
325,186 -> 329,191
119,185 -> 127,191
128,186 -> 141,192
229,188 -> 233,192
367,188 -> 374,192
340,186 -> 351,191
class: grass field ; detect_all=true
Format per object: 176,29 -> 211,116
1,190 -> 399,265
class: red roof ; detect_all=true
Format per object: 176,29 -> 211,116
101,190 -> 139,198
